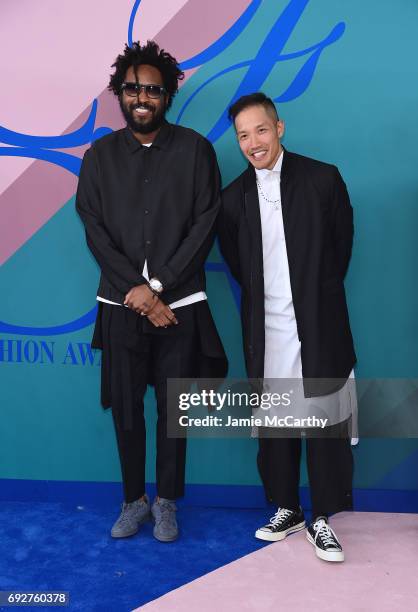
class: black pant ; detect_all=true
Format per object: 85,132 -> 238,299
257,420 -> 354,519
106,305 -> 197,503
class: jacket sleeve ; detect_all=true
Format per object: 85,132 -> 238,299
154,138 -> 221,291
331,167 -> 354,279
218,188 -> 242,284
75,147 -> 148,295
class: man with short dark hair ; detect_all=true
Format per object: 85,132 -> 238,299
219,92 -> 356,562
76,41 -> 226,542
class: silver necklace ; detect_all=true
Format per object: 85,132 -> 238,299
256,179 -> 281,210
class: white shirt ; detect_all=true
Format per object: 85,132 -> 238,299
97,142 -> 206,309
255,151 -> 301,379
255,152 -> 293,301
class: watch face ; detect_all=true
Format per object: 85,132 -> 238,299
150,279 -> 162,292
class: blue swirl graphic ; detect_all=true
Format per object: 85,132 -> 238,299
0,100 -> 98,149
175,22 -> 344,127
127,0 -> 142,47
0,100 -> 112,175
128,0 -> 261,61
0,306 -> 98,336
204,0 -> 343,143
179,1 -> 262,69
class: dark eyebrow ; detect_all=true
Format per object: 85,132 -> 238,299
237,122 -> 269,136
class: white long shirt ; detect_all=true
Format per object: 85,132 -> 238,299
254,152 -> 357,435
255,151 -> 302,379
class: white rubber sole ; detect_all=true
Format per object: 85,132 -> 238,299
306,532 -> 345,562
255,520 -> 306,542
111,526 -> 139,538
153,529 -> 179,543
151,515 -> 179,542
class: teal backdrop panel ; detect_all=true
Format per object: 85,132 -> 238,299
1,0 -> 418,496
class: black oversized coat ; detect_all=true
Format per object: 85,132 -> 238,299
219,149 -> 356,396
75,123 -> 228,401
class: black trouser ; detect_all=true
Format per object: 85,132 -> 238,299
257,420 -> 354,519
106,304 -> 197,503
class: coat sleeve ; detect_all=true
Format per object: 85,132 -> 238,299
331,167 -> 354,279
154,138 -> 221,291
218,187 -> 242,284
75,147 -> 148,295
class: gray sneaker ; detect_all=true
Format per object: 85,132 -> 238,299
151,498 -> 178,542
111,495 -> 150,538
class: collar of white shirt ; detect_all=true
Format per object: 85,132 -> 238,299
255,150 -> 284,184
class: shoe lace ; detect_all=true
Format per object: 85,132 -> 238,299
156,501 -> 177,525
268,507 -> 293,526
117,502 -> 136,525
312,519 -> 340,548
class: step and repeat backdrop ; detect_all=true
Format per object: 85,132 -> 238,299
1,0 -> 418,498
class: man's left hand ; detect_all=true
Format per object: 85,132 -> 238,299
124,284 -> 156,312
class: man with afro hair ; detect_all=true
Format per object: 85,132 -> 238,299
76,41 -> 226,542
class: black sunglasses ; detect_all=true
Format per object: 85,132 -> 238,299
121,82 -> 166,99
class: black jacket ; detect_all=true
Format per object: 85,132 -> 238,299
76,121 -> 220,305
219,149 -> 356,396
76,122 -> 228,386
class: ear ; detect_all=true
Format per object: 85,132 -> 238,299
276,119 -> 285,139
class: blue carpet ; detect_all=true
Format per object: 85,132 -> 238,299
0,502 -> 274,611
3,480 -> 418,513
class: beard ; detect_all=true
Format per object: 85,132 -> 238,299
120,98 -> 166,134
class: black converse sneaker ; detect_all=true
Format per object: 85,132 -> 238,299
306,517 -> 344,562
255,507 -> 305,542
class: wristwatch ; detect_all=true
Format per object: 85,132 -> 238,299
148,277 -> 163,294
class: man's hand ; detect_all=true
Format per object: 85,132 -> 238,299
124,284 -> 156,313
146,298 -> 178,328
124,284 -> 178,327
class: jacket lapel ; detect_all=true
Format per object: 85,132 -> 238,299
243,165 -> 264,278
279,147 -> 297,228
280,149 -> 308,310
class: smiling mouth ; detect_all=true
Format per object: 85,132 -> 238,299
251,150 -> 267,160
133,105 -> 153,116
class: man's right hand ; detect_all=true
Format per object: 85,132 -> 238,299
124,284 -> 156,313
146,298 -> 178,327
124,284 -> 178,327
